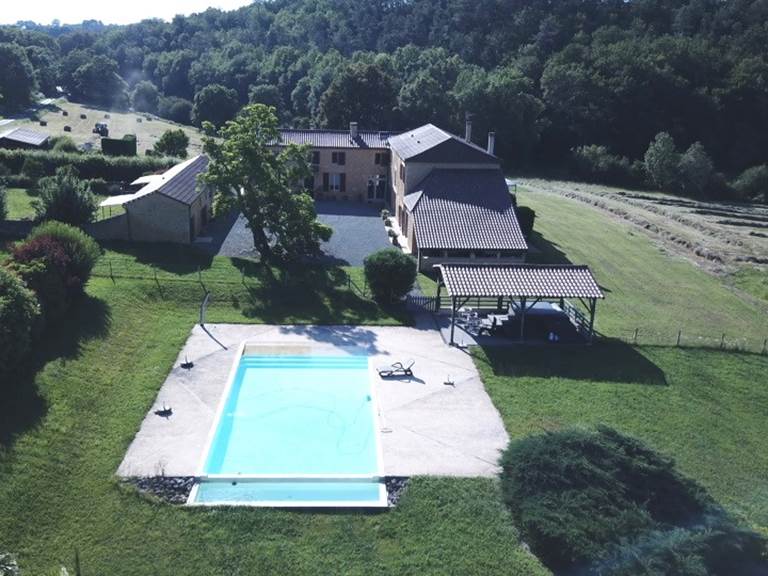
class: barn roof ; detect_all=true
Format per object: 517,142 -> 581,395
0,127 -> 49,147
436,264 -> 605,299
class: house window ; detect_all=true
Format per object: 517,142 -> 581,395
311,150 -> 320,164
375,152 -> 391,166
323,172 -> 346,192
399,163 -> 405,182
331,151 -> 346,165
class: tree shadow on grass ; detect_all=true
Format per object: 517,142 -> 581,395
476,339 -> 668,385
236,264 -> 410,325
0,295 -> 112,447
102,241 -> 215,275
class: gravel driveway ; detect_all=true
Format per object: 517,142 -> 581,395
199,201 -> 392,266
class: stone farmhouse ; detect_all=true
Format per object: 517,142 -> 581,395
274,120 -> 528,270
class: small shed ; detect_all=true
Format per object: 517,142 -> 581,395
0,127 -> 50,150
435,264 -> 605,345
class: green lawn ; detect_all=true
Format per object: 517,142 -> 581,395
474,344 -> 768,532
0,246 -> 546,575
3,188 -> 125,222
518,187 -> 768,350
728,266 -> 768,304
4,188 -> 36,220
473,189 -> 768,533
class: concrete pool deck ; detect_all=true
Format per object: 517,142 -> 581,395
117,319 -> 509,478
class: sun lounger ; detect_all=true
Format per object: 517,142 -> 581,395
377,359 -> 415,378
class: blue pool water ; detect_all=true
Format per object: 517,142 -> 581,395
192,354 -> 384,506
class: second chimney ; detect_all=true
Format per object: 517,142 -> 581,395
349,121 -> 358,140
487,131 -> 496,155
465,117 -> 473,142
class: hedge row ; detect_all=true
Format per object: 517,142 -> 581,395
0,149 -> 175,183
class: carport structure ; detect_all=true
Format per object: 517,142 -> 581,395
434,264 -> 605,345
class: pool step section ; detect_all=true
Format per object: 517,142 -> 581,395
239,355 -> 370,370
189,477 -> 388,507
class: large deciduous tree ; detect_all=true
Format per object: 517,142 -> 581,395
0,42 -> 38,110
153,129 -> 190,158
192,84 -> 240,129
202,104 -> 332,263
318,61 -> 399,128
70,55 -> 129,109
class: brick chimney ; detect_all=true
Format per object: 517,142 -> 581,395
349,121 -> 358,140
487,132 -> 496,155
464,116 -> 473,143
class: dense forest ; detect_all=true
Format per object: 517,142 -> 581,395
1,0 -> 768,199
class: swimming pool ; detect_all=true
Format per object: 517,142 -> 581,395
188,346 -> 386,507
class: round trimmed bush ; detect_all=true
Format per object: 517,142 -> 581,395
27,221 -> 101,287
0,267 -> 40,371
9,235 -> 72,320
363,248 -> 416,304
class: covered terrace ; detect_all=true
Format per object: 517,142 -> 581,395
434,264 -> 605,346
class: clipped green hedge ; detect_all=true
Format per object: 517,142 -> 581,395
364,248 -> 417,304
0,266 -> 40,372
0,149 -> 175,182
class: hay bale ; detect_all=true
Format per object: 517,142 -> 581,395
80,113 -> 87,119
136,117 -> 143,123
63,125 -> 72,132
39,120 -> 47,126
62,110 -> 68,116
105,113 -> 111,119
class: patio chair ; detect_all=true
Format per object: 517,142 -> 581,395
377,359 -> 415,378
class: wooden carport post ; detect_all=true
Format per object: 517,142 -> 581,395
450,296 -> 458,346
587,297 -> 597,343
519,296 -> 527,341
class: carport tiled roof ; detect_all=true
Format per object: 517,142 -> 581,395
0,127 -> 49,147
405,169 -> 527,251
276,129 -> 392,149
437,264 -> 604,299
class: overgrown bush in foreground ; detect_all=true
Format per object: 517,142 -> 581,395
364,248 -> 417,304
8,222 -> 100,321
33,166 -> 97,227
0,267 -> 40,372
500,426 -> 767,575
27,221 -> 101,286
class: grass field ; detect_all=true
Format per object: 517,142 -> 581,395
8,99 -> 205,156
0,246 -> 546,575
473,188 -> 768,533
3,188 -> 125,221
518,187 -> 768,350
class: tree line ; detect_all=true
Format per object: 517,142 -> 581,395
1,0 -> 767,201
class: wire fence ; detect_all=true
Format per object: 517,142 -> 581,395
90,260 -> 767,354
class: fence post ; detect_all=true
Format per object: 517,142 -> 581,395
676,329 -> 682,347
762,338 -> 767,355
109,260 -> 114,282
720,333 -> 726,350
633,328 -> 638,345
153,267 -> 159,287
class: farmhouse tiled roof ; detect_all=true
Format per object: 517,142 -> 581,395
276,129 -> 393,149
405,169 -> 527,251
437,264 -> 605,299
388,124 -> 497,163
0,127 -> 49,147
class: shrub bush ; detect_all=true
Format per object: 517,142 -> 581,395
0,267 -> 40,372
50,135 -> 80,154
571,144 -> 643,188
9,236 -> 72,321
85,178 -> 109,196
0,182 -> 6,221
732,165 -> 768,202
515,206 -> 535,237
21,156 -> 46,181
500,427 -> 767,575
0,149 -> 175,182
364,248 -> 417,304
27,221 -> 101,286
33,166 -> 97,227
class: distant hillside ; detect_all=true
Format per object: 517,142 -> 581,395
1,0 -> 767,182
